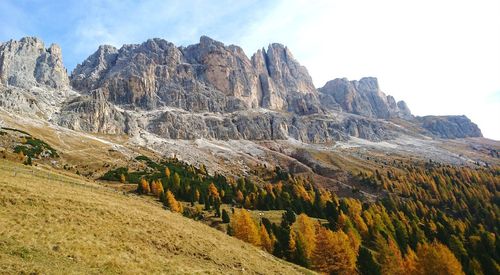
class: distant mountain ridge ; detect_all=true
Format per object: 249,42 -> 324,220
0,36 -> 482,141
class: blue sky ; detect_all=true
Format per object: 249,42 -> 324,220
1,0 -> 499,140
0,0 -> 278,70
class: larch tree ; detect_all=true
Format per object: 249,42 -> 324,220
199,164 -> 207,175
260,225 -> 273,253
208,183 -> 220,200
375,235 -> 406,275
194,189 -> 200,203
289,230 -> 297,255
165,190 -> 183,213
156,181 -> 164,197
235,190 -> 244,204
244,196 -> 252,209
293,214 -> 317,261
18,151 -> 25,161
150,180 -> 163,198
414,241 -> 464,275
403,247 -> 418,274
165,167 -> 171,179
312,225 -> 357,275
150,180 -> 159,197
139,178 -> 150,194
230,210 -> 260,246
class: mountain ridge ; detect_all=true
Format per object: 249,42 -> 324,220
0,36 -> 483,141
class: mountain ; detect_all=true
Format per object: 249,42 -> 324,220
70,36 -> 318,113
0,36 -> 483,143
0,36 -> 498,275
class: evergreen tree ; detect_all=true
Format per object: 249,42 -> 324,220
221,209 -> 230,223
24,156 -> 32,166
214,198 -> 221,217
357,246 -> 381,275
172,172 -> 181,192
282,208 -> 296,227
204,196 -> 210,210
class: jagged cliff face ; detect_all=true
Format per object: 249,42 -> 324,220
0,37 -> 71,119
71,36 -> 319,114
0,37 -> 68,89
417,115 -> 483,138
318,77 -> 412,119
0,36 -> 484,141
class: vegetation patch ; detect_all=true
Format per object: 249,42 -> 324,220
100,153 -> 499,275
1,127 -> 31,136
13,136 -> 58,159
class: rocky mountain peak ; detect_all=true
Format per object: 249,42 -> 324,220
71,36 -> 319,114
0,37 -> 69,89
262,43 -> 316,94
318,77 -> 412,119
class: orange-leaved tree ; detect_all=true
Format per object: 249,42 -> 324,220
139,178 -> 150,194
414,241 -> 464,275
375,234 -> 406,275
311,225 -> 357,275
165,167 -> 171,179
230,210 -> 260,246
165,190 -> 183,213
293,214 -> 317,261
208,183 -> 220,200
260,225 -> 273,253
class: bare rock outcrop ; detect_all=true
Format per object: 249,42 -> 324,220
0,37 -> 69,89
71,36 -> 321,114
0,36 -> 484,142
55,89 -> 135,134
0,37 -> 71,119
318,77 -> 412,119
417,115 -> 482,138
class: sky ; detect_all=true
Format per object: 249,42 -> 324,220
1,0 -> 499,140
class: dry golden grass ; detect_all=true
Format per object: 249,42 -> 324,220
0,159 -> 313,274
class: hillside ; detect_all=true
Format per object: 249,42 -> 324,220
0,34 -> 498,275
0,159 -> 312,274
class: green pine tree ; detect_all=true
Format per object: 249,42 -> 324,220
222,209 -> 230,223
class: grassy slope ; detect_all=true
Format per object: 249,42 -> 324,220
0,159 -> 312,274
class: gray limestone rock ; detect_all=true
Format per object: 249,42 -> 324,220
417,115 -> 482,138
0,36 -> 484,143
0,37 -> 69,89
318,77 -> 412,119
71,36 -> 321,114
